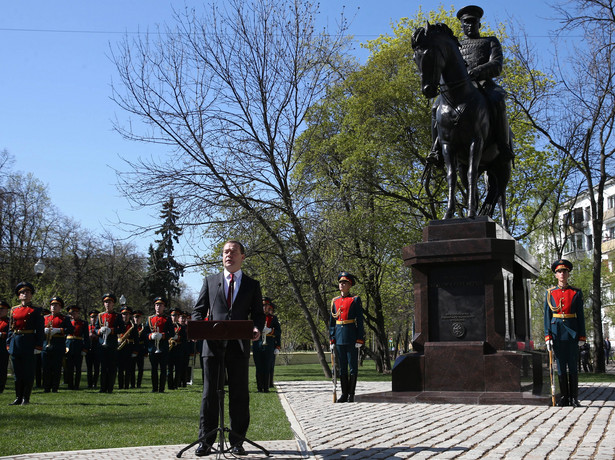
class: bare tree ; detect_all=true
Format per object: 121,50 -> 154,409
510,0 -> 615,372
111,0 -> 353,375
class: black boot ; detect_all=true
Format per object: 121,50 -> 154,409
10,381 -> 23,405
558,374 -> 569,407
348,374 -> 358,402
337,375 -> 349,403
21,381 -> 33,405
569,373 -> 581,407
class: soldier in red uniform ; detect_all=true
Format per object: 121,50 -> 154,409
65,305 -> 89,390
117,306 -> 138,390
167,308 -> 183,390
0,300 -> 10,394
545,259 -> 586,407
329,272 -> 365,403
132,310 -> 146,388
95,293 -> 125,393
86,310 -> 100,389
143,297 -> 175,392
252,297 -> 281,392
42,296 -> 73,393
7,281 -> 45,405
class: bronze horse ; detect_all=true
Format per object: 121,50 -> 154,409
412,22 -> 511,228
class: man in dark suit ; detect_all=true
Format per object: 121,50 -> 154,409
192,240 -> 265,456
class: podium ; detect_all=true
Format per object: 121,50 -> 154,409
176,320 -> 270,458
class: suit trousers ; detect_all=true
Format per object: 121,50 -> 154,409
199,340 -> 250,447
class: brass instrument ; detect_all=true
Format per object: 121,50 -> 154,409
101,317 -> 110,347
117,321 -> 134,351
45,317 -> 53,350
154,324 -> 162,354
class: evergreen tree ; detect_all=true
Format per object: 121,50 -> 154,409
141,197 -> 184,305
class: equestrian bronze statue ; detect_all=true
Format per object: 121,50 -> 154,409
412,11 -> 513,228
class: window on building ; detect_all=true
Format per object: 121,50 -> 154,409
608,195 -> 615,209
587,234 -> 593,250
574,208 -> 584,224
564,233 -> 585,253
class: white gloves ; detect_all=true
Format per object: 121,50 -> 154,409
151,332 -> 163,341
99,326 -> 110,335
34,349 -> 41,355
546,339 -> 553,352
330,343 -> 335,351
355,342 -> 363,349
578,340 -> 586,346
52,328 -> 62,335
262,326 -> 272,335
81,351 -> 87,356
45,327 -> 51,335
274,348 -> 280,355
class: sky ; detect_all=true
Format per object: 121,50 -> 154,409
0,1 -> 559,295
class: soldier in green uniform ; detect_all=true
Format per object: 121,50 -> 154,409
329,272 -> 365,402
545,259 -> 586,407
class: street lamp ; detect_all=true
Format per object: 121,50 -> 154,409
34,258 -> 46,276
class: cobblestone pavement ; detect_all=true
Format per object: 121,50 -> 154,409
277,380 -> 615,459
3,380 -> 615,459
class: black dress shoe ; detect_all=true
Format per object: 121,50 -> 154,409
231,445 -> 246,455
195,443 -> 211,457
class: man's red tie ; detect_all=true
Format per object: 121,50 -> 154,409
227,273 -> 234,309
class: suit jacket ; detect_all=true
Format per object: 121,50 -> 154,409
192,271 -> 265,358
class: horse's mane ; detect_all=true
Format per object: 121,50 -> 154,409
412,22 -> 461,49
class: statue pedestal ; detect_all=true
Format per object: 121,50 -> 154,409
391,217 -> 550,404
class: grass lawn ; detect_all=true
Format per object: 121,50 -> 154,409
0,360 -> 388,456
1,358 -> 611,456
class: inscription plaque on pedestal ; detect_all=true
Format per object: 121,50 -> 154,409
428,264 -> 485,341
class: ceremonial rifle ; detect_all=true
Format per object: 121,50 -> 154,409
331,347 -> 337,403
548,348 -> 556,407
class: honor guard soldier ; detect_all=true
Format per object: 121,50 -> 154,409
86,310 -> 100,388
96,293 -> 125,393
8,282 -> 45,405
117,306 -> 137,389
143,297 -> 175,392
252,297 -> 281,392
330,272 -> 365,402
0,300 -> 10,393
545,259 -> 586,407
42,296 -> 73,392
132,310 -> 147,388
65,305 -> 89,390
167,307 -> 184,390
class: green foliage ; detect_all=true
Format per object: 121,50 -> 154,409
141,197 -> 185,307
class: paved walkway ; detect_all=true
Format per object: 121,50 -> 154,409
4,379 -> 615,459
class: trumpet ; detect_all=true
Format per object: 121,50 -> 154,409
154,326 -> 162,354
101,318 -> 110,347
45,320 -> 53,350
